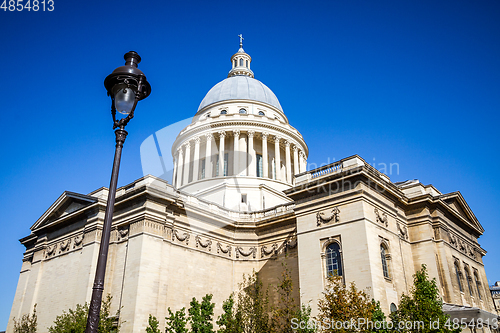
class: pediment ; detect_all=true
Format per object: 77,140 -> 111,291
31,191 -> 98,231
440,192 -> 484,234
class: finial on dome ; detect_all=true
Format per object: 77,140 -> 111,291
228,35 -> 254,78
238,34 -> 244,49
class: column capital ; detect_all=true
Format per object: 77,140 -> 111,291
176,146 -> 183,154
233,129 -> 240,137
205,132 -> 214,140
183,141 -> 191,149
261,132 -> 269,140
284,140 -> 291,147
247,130 -> 255,138
292,145 -> 298,152
193,136 -> 201,144
274,135 -> 282,142
218,130 -> 226,138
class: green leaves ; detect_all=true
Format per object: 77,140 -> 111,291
13,304 -> 37,333
188,295 -> 215,333
166,308 -> 188,333
390,264 -> 457,333
48,295 -> 119,333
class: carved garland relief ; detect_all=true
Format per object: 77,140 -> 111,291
316,207 -> 340,226
448,230 -> 477,260
374,208 -> 388,227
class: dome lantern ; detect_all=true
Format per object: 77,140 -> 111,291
228,34 -> 254,78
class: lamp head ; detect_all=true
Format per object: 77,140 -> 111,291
104,51 -> 151,115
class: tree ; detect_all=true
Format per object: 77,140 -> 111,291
391,264 -> 458,333
13,304 -> 37,333
270,263 -> 298,333
146,315 -> 161,333
48,295 -> 120,333
216,294 -> 242,333
188,294 -> 215,333
166,307 -> 188,333
292,304 -> 317,333
235,271 -> 270,333
316,275 -> 376,333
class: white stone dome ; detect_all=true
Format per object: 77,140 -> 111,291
198,76 -> 283,112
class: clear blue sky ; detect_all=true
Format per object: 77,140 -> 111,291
1,0 -> 499,330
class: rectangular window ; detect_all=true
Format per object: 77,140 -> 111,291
241,194 -> 247,203
224,153 -> 228,176
272,159 -> 276,180
256,154 -> 263,177
200,158 -> 206,179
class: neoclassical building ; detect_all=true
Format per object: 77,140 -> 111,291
8,43 -> 499,332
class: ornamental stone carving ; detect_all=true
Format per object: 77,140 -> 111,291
236,246 -> 256,259
73,234 -> 84,248
45,244 -> 56,258
218,130 -> 226,138
173,229 -> 190,245
261,243 -> 277,257
398,223 -> 408,240
118,226 -> 129,241
217,242 -> 231,257
316,207 -> 340,226
233,129 -> 240,137
205,132 -> 213,140
59,239 -> 70,253
195,235 -> 212,251
247,130 -> 255,138
261,132 -> 269,140
374,208 -> 388,227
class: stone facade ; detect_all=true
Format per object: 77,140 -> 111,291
7,44 -> 499,332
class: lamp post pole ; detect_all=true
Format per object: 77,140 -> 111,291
85,51 -> 151,333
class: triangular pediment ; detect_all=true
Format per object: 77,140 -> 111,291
440,192 -> 484,234
31,191 -> 98,231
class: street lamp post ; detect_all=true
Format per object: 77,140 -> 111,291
85,51 -> 151,333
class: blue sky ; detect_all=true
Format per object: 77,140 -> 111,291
1,0 -> 499,330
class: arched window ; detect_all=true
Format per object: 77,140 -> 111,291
326,242 -> 343,277
239,108 -> 247,114
390,303 -> 397,313
455,263 -> 463,292
234,59 -> 237,67
474,272 -> 482,300
246,60 -> 248,68
239,58 -> 243,66
380,244 -> 389,279
258,111 -> 265,116
465,269 -> 473,296
220,110 -> 227,115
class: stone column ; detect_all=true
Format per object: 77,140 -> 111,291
183,141 -> 191,185
293,145 -> 299,175
248,131 -> 255,177
274,136 -> 281,181
285,141 -> 292,183
218,131 -> 226,177
175,147 -> 183,188
205,133 -> 213,179
233,129 -> 240,176
262,132 -> 268,178
192,136 -> 200,182
299,151 -> 307,173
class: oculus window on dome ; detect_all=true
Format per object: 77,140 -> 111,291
239,108 -> 247,114
220,110 -> 227,115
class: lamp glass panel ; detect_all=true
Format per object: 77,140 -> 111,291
115,87 -> 136,115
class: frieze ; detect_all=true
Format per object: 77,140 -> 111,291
316,207 -> 340,226
173,229 -> 190,245
59,239 -> 70,253
117,226 -> 129,241
448,231 -> 477,260
195,235 -> 212,251
374,208 -> 388,227
45,244 -> 56,258
398,223 -> 408,240
73,234 -> 84,248
236,246 -> 256,259
217,242 -> 232,257
261,243 -> 278,257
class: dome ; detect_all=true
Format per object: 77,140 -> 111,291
197,76 -> 283,112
